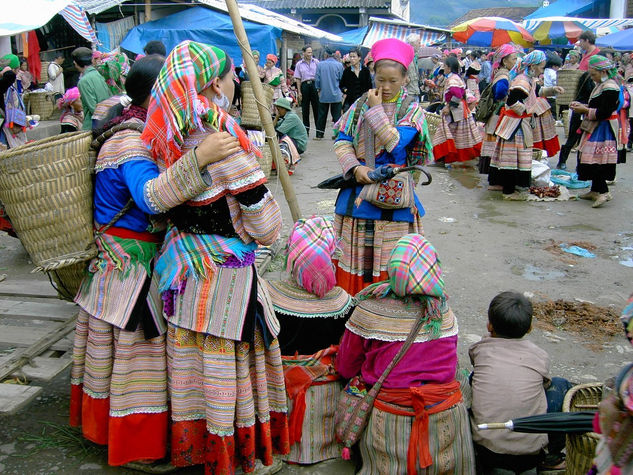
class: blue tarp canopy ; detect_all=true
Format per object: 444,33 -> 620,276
120,6 -> 281,65
525,0 -> 607,19
336,27 -> 368,46
596,28 -> 633,50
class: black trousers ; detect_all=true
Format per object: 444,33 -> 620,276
558,110 -> 582,165
300,81 -> 319,135
316,101 -> 342,138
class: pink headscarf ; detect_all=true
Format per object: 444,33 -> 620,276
493,43 -> 518,71
285,216 -> 338,298
266,53 -> 278,64
56,87 -> 80,109
371,38 -> 414,69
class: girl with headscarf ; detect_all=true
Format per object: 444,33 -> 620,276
488,50 -> 563,199
465,59 -> 482,111
336,234 -> 475,474
332,38 -> 433,295
16,58 -> 34,92
432,55 -> 483,166
562,49 -> 581,70
0,54 -> 27,148
264,53 -> 289,100
57,87 -> 83,133
97,52 -> 130,95
70,54 -> 244,467
479,44 -> 518,175
570,55 -> 623,208
263,216 -> 353,464
139,41 -> 288,473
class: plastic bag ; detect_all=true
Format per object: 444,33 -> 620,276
531,159 -> 551,187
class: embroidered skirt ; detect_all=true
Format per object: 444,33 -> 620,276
532,111 -> 560,157
333,215 -> 423,296
577,121 -> 618,183
488,128 -> 533,190
284,380 -> 343,464
358,402 -> 475,475
70,309 -> 169,466
167,324 -> 290,473
432,114 -> 482,164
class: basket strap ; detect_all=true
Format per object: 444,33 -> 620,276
93,198 -> 134,240
91,122 -> 145,153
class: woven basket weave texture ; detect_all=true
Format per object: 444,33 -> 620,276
0,132 -> 96,271
557,70 -> 585,106
25,92 -> 57,120
241,81 -> 274,128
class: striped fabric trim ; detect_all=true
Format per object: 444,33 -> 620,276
264,279 -> 353,319
60,4 -> 98,43
95,119 -> 153,173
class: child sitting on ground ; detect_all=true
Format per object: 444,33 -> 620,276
469,291 -> 572,474
57,87 -> 84,133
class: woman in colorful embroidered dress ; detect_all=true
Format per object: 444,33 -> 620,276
264,53 -> 289,101
332,38 -> 433,296
488,50 -> 563,200
571,55 -> 623,208
432,56 -> 482,165
263,217 -> 353,465
465,60 -> 481,112
0,54 -> 27,149
479,44 -> 518,175
140,41 -> 288,474
70,55 -> 243,467
57,87 -> 84,133
336,234 -> 475,474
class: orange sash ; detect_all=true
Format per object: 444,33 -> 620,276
374,380 -> 462,475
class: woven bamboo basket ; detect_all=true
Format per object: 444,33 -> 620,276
25,91 -> 57,120
48,262 -> 87,302
258,141 -> 273,178
557,70 -> 585,106
39,61 -> 50,85
0,132 -> 96,273
563,382 -> 603,475
425,112 -> 441,141
241,81 -> 274,128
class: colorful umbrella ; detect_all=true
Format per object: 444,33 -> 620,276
451,17 -> 534,48
524,18 -> 591,45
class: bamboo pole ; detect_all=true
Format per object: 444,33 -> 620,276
224,0 -> 302,222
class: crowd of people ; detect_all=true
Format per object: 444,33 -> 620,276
0,28 -> 632,475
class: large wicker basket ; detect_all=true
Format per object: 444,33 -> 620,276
563,382 -> 603,475
25,91 -> 57,120
557,69 -> 585,106
0,132 -> 96,273
39,61 -> 50,85
561,109 -> 570,138
241,81 -> 274,128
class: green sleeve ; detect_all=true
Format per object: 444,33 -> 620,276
275,114 -> 295,135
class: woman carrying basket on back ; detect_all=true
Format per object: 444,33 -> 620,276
70,54 -> 243,467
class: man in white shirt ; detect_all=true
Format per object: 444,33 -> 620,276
47,53 -> 65,99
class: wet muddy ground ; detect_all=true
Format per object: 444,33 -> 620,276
1,122 -> 631,473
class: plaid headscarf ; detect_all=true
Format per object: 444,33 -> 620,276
522,50 -> 546,67
97,52 -> 130,94
357,234 -> 447,337
286,216 -> 338,298
589,54 -> 618,78
492,44 -> 517,71
141,40 -> 260,168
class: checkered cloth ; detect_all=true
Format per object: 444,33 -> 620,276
141,40 -> 260,169
356,233 -> 446,337
286,217 -> 338,298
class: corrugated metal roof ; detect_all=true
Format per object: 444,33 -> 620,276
240,0 -> 389,9
196,0 -> 343,41
75,0 -> 131,15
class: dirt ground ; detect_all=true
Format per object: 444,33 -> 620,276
0,118 -> 631,474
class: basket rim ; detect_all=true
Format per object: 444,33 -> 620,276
0,131 -> 92,159
562,382 -> 603,412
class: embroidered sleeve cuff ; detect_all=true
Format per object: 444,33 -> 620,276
334,140 -> 361,178
143,149 -> 208,213
587,108 -> 597,120
240,191 -> 282,246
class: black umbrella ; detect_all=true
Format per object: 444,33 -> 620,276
477,411 -> 596,434
317,165 -> 432,190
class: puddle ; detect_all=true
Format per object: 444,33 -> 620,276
619,257 -> 633,268
447,169 -> 482,189
558,224 -> 603,232
474,202 -> 503,219
511,264 -> 566,281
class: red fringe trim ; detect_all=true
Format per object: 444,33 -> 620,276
533,136 -> 561,157
171,412 -> 289,474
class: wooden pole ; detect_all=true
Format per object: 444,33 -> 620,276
224,0 -> 302,222
145,0 -> 152,22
